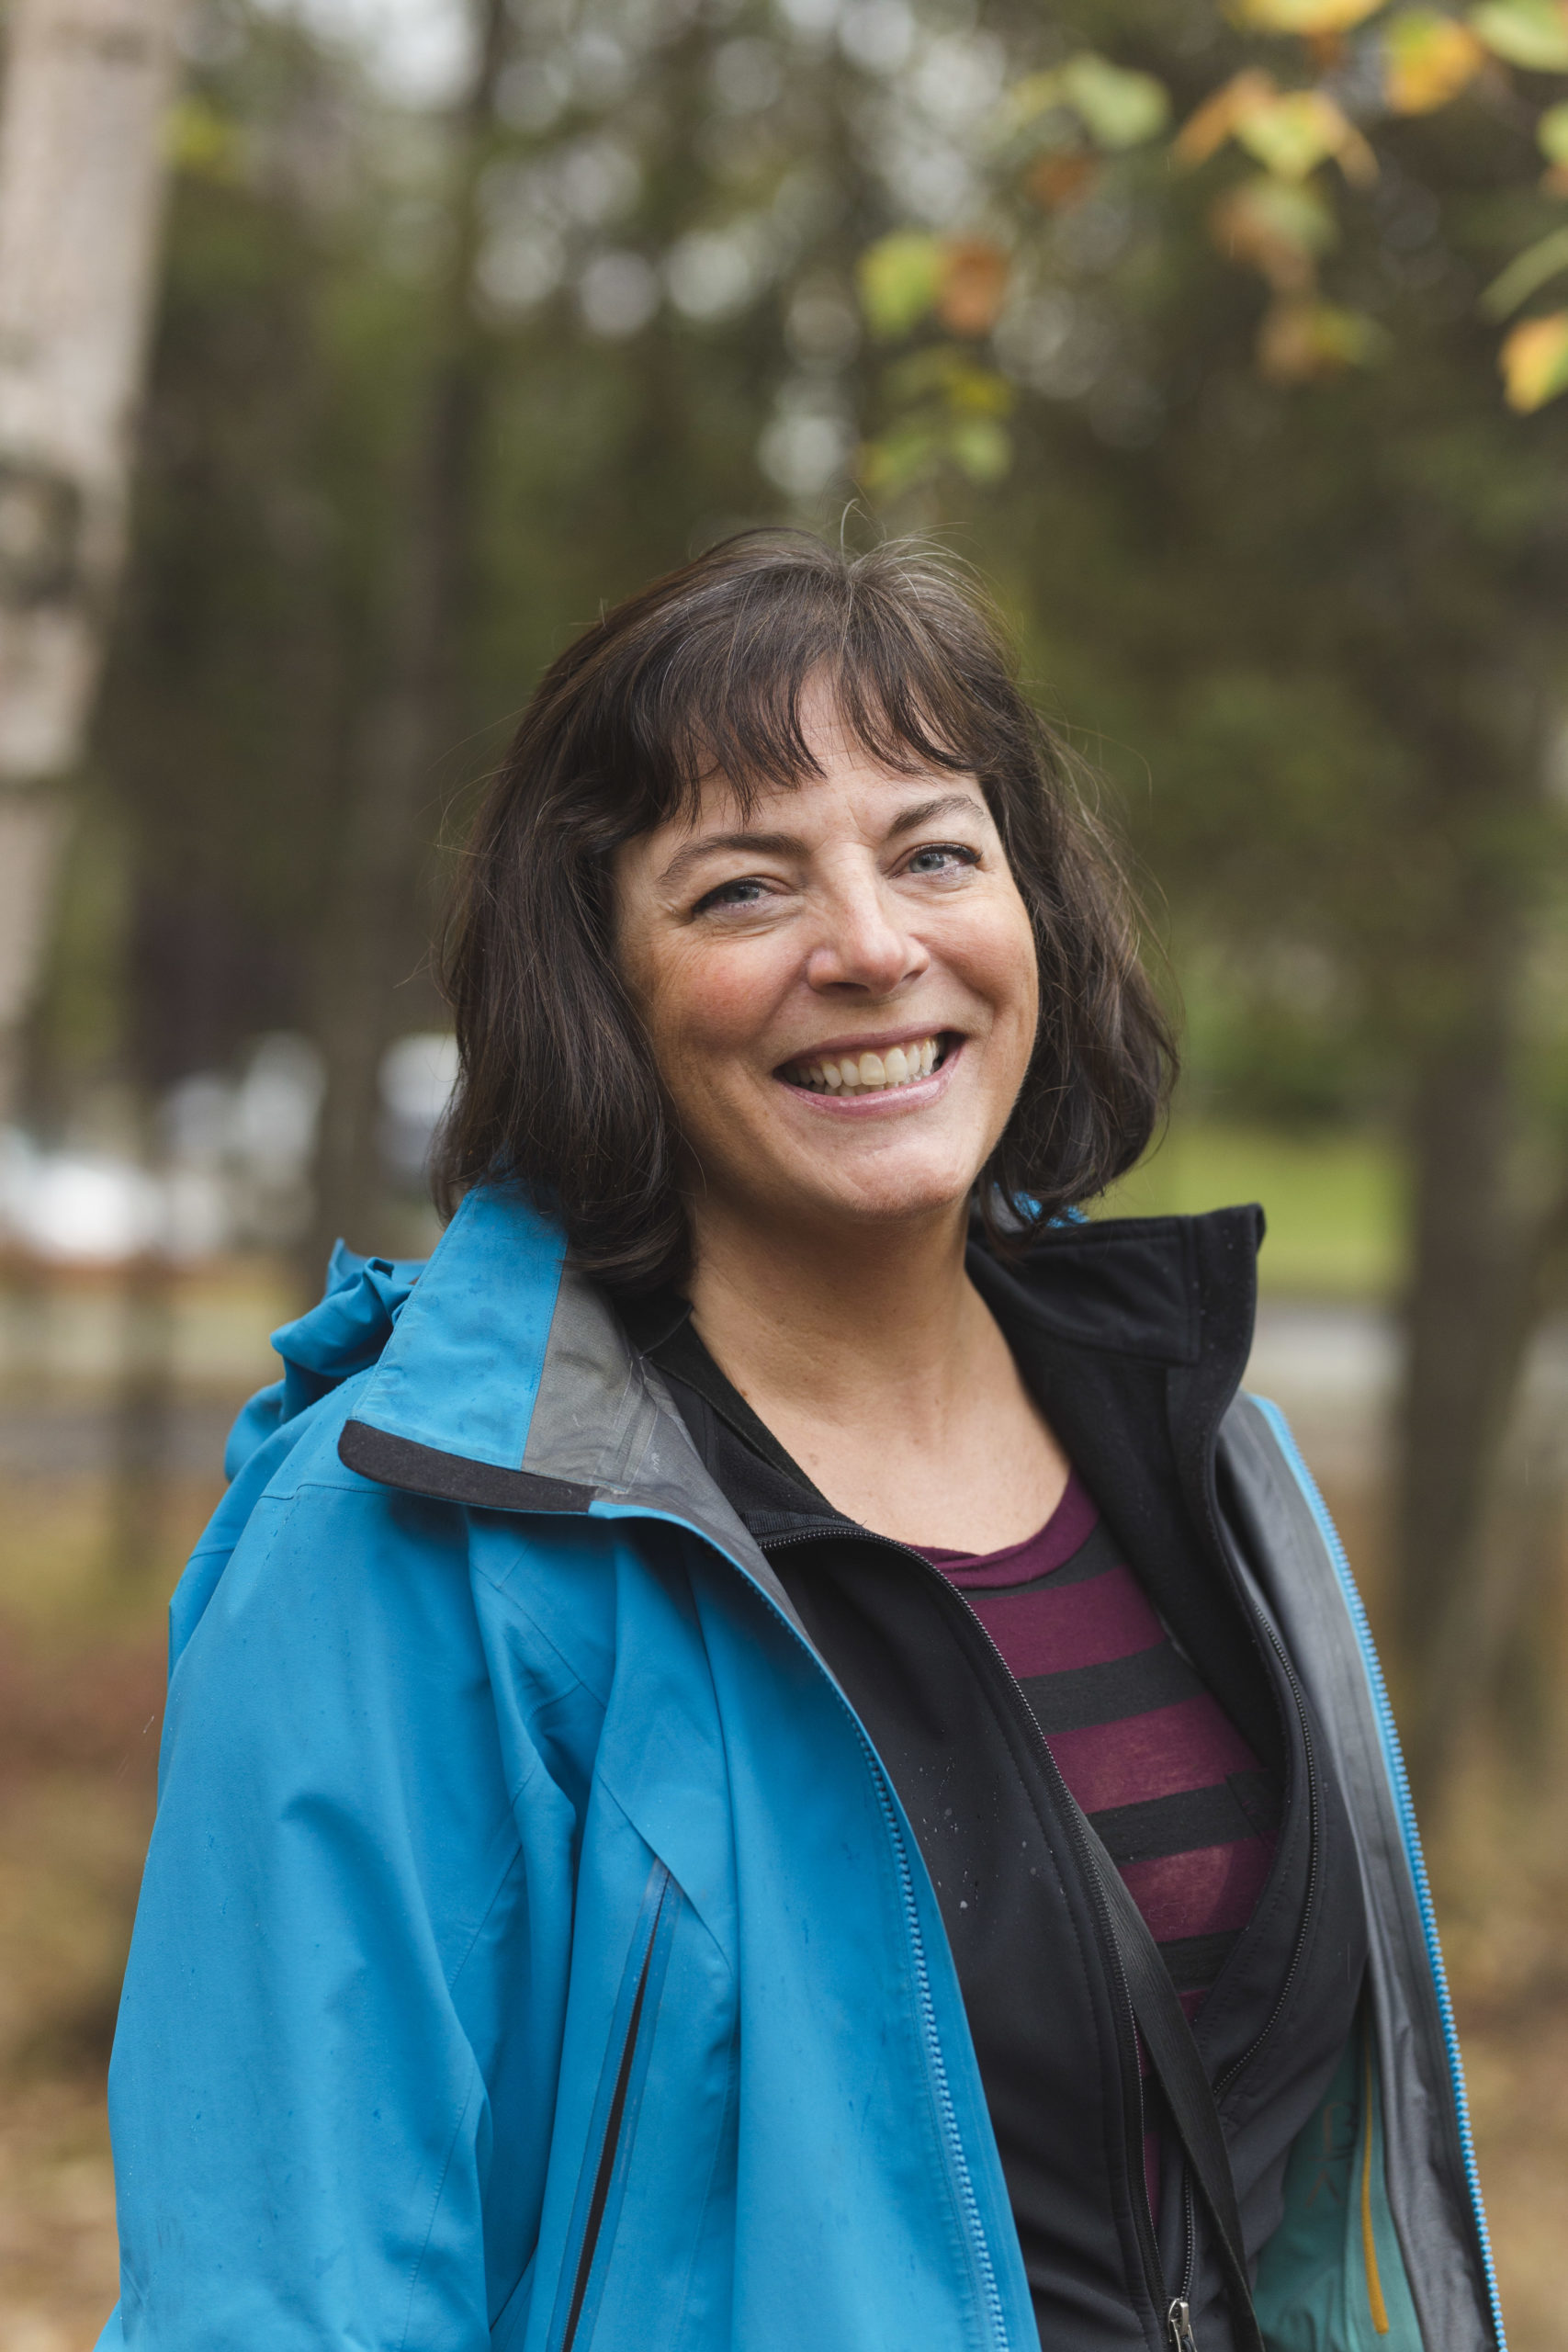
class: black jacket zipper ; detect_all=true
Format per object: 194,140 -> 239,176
761,1511 -> 1324,2352
760,1523 -> 1172,2338
557,1876 -> 670,2352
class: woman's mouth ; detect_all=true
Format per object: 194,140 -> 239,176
778,1034 -> 952,1095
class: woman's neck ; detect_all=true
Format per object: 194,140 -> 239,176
682,1201 -> 1068,1548
688,1200 -> 972,1405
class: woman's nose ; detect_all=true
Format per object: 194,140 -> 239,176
804,871 -> 929,996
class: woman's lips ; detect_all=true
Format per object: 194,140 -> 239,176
779,1032 -> 948,1095
773,1034 -> 962,1110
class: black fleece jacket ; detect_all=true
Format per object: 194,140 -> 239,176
622,1209 -> 1369,2352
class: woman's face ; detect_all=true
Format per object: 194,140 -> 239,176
614,683 -> 1040,1252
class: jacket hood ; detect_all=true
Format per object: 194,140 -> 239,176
224,1239 -> 424,1481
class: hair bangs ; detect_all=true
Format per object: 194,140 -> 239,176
608,537 -> 996,835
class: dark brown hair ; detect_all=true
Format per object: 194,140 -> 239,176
434,529 -> 1175,1288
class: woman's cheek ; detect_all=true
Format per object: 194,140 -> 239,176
679,940 -> 793,1057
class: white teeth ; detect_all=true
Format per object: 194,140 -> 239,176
786,1036 -> 944,1093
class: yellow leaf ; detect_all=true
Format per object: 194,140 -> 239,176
1235,88 -> 1379,183
1057,53 -> 1171,149
1384,11 -> 1487,108
1469,0 -> 1568,69
1258,298 -> 1390,379
949,417 -> 1013,481
858,234 -> 947,340
1175,71 -> 1280,168
994,71 -> 1069,139
885,346 -> 1014,412
1231,0 -> 1387,28
1540,99 -> 1568,160
859,424 -> 943,496
1211,174 -> 1338,288
1500,308 -> 1568,404
937,240 -> 1010,338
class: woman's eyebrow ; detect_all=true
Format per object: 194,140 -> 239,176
885,791 -> 987,838
660,791 -> 987,891
659,830 -> 807,889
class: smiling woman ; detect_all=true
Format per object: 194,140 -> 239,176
434,530 -> 1171,1289
97,534 -> 1501,2352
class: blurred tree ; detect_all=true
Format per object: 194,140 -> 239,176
953,6 -> 1568,1797
0,0 -> 186,1114
40,0 -> 1568,1790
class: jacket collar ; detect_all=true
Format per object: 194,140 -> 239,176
336,1184 -> 1266,1716
337,1182 -> 1262,1518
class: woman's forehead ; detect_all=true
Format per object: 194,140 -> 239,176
668,754 -> 988,847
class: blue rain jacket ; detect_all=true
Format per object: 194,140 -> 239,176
96,1184 -> 1502,2352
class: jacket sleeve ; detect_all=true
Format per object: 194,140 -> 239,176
97,1413 -> 567,2351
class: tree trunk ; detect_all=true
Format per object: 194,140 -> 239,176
0,0 -> 185,1113
1395,981 -> 1524,1799
299,0 -> 508,1285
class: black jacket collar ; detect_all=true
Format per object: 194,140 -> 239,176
626,1205 -> 1279,1769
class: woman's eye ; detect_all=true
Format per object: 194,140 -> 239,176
904,842 -> 979,877
693,876 -> 770,914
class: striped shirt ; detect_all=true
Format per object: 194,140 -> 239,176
910,1470 -> 1280,2021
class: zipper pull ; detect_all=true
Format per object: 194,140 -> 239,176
1168,2299 -> 1198,2351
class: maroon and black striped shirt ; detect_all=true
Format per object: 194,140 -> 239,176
910,1469 -> 1280,2022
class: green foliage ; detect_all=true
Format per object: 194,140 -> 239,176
1469,0 -> 1568,72
858,233 -> 947,340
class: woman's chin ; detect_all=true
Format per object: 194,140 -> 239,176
755,1148 -> 984,1238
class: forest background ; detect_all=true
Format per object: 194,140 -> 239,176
2,0 -> 1567,2340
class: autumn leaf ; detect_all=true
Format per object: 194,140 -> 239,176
996,54 -> 1168,153
1176,74 -> 1374,183
995,70 -> 1074,140
1469,0 -> 1568,71
1499,308 -> 1568,404
1384,11 -> 1487,109
1027,153 -> 1100,209
1210,174 -> 1338,289
937,240 -> 1010,337
1229,0 -> 1387,28
1258,298 -> 1390,379
885,346 -> 1014,413
858,234 -> 947,339
1176,72 -> 1280,168
1056,54 -> 1170,149
859,423 -> 944,495
1235,88 -> 1379,183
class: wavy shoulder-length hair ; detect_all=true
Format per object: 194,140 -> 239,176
434,529 -> 1176,1290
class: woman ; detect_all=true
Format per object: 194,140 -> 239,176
99,534 -> 1500,2352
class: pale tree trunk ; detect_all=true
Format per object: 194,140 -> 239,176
0,0 -> 184,1113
